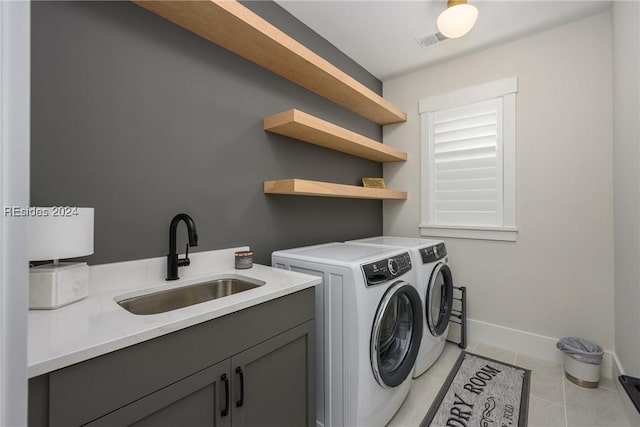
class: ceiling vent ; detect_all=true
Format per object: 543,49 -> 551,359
416,32 -> 448,48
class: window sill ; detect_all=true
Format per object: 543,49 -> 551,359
419,224 -> 518,242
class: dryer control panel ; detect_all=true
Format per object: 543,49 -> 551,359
362,252 -> 412,286
420,243 -> 447,264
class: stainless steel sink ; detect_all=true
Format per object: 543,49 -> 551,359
117,278 -> 262,315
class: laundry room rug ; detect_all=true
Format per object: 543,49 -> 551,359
421,352 -> 530,427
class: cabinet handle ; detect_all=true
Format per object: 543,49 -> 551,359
221,374 -> 230,417
235,367 -> 244,408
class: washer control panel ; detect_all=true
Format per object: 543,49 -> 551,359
420,243 -> 447,264
362,252 -> 412,286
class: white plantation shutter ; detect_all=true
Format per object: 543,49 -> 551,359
419,77 -> 517,241
428,98 -> 503,226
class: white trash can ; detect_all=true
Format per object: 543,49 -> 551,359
557,337 -> 603,388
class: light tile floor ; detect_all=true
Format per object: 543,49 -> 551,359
388,341 -> 630,427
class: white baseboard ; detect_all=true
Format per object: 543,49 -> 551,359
467,318 -> 615,379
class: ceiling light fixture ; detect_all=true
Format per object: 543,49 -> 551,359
437,0 -> 478,39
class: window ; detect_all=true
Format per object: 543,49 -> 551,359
419,77 -> 517,241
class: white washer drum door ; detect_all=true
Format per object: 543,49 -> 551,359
371,281 -> 423,388
427,263 -> 454,337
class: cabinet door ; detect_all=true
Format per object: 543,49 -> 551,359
86,360 -> 231,427
231,320 -> 314,427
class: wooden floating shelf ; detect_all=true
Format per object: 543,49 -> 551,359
264,179 -> 407,200
264,109 -> 407,163
133,0 -> 407,125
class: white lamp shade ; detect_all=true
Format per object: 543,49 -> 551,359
29,207 -> 94,261
437,3 -> 478,38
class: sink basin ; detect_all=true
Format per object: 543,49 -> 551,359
117,278 -> 263,315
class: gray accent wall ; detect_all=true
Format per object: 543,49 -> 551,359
31,1 -> 384,266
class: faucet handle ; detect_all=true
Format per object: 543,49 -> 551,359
184,243 -> 191,266
178,243 -> 191,267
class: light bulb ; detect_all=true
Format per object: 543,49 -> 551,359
437,3 -> 478,39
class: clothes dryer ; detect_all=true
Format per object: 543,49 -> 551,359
272,242 -> 422,427
348,236 -> 454,377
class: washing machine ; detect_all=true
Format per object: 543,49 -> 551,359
272,242 -> 423,427
348,236 -> 454,378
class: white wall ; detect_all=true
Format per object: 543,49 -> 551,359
383,12 -> 615,350
0,1 -> 30,425
613,0 -> 640,377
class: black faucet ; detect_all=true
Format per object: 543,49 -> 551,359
166,213 -> 198,281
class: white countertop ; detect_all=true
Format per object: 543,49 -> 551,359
28,247 -> 320,378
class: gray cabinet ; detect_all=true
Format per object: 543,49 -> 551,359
86,360 -> 230,427
231,324 -> 313,427
29,288 -> 315,427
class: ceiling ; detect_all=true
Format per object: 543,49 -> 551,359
275,0 -> 612,81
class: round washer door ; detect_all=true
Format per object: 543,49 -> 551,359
426,262 -> 454,337
370,281 -> 423,388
